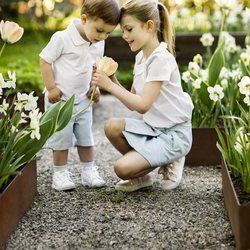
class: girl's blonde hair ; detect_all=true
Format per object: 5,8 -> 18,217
120,0 -> 174,54
81,0 -> 120,25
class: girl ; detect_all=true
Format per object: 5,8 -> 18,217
92,0 -> 193,192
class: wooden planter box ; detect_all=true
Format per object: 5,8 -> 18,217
186,128 -> 221,166
105,33 -> 246,69
0,161 -> 37,249
221,157 -> 250,250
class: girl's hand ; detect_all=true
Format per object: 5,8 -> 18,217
92,70 -> 114,92
88,85 -> 101,103
48,87 -> 62,103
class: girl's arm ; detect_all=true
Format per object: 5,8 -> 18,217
92,70 -> 162,114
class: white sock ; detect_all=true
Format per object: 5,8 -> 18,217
80,161 -> 95,170
53,164 -> 68,172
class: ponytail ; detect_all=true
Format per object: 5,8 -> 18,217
157,2 -> 175,55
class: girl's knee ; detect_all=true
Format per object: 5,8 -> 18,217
114,160 -> 130,179
104,118 -> 124,138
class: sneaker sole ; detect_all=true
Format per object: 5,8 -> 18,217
81,181 -> 106,188
159,179 -> 181,191
52,184 -> 76,191
115,180 -> 153,192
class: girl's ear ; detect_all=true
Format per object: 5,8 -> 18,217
81,14 -> 88,24
146,20 -> 154,32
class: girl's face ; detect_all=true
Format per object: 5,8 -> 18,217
81,15 -> 116,43
120,15 -> 152,52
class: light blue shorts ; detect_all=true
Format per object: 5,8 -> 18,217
123,118 -> 192,167
44,98 -> 94,150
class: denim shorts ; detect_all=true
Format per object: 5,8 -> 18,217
123,118 -> 192,167
44,97 -> 94,150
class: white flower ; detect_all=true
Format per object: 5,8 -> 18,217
182,71 -> 191,83
29,109 -> 42,140
215,0 -> 238,10
200,33 -> 214,47
0,99 -> 9,115
221,78 -> 228,88
192,78 -> 202,89
188,61 -> 200,75
193,54 -> 203,65
199,69 -> 208,82
219,67 -> 230,79
96,56 -> 118,76
238,76 -> 250,96
234,131 -> 250,155
240,52 -> 250,66
207,85 -> 224,102
24,92 -> 38,111
243,95 -> 250,106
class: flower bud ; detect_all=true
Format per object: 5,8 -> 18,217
0,20 -> 24,44
96,56 -> 118,76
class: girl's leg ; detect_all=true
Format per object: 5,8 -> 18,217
114,150 -> 153,180
104,118 -> 132,155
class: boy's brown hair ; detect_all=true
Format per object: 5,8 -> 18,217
81,0 -> 120,25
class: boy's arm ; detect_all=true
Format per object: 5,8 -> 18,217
40,58 -> 62,103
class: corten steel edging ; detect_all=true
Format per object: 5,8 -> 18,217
221,157 -> 250,250
0,161 -> 37,249
186,128 -> 221,166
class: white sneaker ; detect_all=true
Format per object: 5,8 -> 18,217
158,157 -> 185,190
52,169 -> 76,191
81,166 -> 105,187
115,174 -> 153,192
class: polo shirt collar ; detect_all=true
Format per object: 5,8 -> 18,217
67,19 -> 90,46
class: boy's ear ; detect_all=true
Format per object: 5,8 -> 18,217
81,14 -> 88,24
146,20 -> 154,32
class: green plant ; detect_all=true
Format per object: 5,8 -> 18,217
181,1 -> 250,127
0,20 -> 74,190
216,103 -> 250,193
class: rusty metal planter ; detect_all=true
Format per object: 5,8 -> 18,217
0,161 -> 37,249
186,128 -> 221,166
221,157 -> 250,250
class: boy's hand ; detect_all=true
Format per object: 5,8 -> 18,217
48,87 -> 62,103
88,85 -> 100,103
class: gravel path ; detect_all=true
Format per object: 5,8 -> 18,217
6,95 -> 235,249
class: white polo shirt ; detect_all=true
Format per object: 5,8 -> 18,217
39,19 -> 104,103
133,42 -> 194,128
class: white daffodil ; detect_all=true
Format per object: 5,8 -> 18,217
0,73 -> 6,88
200,69 -> 208,82
207,85 -> 224,102
29,109 -> 42,140
243,95 -> 250,106
0,99 -> 9,115
200,33 -> 214,47
215,0 -> 238,10
193,54 -> 203,65
221,78 -> 228,88
192,78 -> 202,89
238,76 -> 250,96
24,92 -> 38,111
234,131 -> 250,155
182,71 -> 191,83
240,52 -> 250,66
188,61 -> 200,75
219,67 -> 230,79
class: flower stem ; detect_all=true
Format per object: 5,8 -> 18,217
71,85 -> 97,119
0,42 -> 6,57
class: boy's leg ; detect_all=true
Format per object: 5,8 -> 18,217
52,149 -> 76,191
77,146 -> 105,187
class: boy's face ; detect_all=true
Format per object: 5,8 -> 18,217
81,15 -> 116,43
